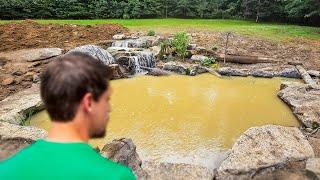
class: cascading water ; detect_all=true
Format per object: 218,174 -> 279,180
129,56 -> 144,74
111,38 -> 156,74
112,40 -> 130,48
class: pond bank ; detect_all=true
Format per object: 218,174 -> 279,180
0,29 -> 320,179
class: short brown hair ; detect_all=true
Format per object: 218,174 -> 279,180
40,52 -> 113,122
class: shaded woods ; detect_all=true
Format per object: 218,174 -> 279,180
0,0 -> 319,26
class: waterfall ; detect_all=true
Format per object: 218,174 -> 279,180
112,40 -> 130,48
127,51 -> 155,74
129,56 -> 144,74
137,51 -> 156,68
110,38 -> 156,75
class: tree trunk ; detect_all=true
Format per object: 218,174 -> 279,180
216,54 -> 278,64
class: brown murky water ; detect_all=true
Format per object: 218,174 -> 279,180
30,74 -> 299,168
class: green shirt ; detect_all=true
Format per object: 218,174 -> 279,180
0,139 -> 136,180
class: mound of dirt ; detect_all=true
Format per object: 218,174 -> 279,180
0,20 -> 128,52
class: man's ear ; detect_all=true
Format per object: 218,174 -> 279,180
81,93 -> 93,113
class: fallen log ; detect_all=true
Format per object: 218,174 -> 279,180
216,54 -> 278,64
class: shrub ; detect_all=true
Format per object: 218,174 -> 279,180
211,46 -> 218,51
160,39 -> 172,57
147,30 -> 156,36
171,32 -> 190,61
200,57 -> 216,67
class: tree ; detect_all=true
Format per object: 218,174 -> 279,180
242,0 -> 280,22
285,0 -> 320,24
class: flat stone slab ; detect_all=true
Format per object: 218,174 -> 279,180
219,63 -> 301,78
218,125 -> 314,173
0,84 -> 43,125
0,121 -> 47,140
142,161 -> 215,180
0,48 -> 63,62
217,67 -> 249,77
278,82 -> 320,128
163,62 -> 209,76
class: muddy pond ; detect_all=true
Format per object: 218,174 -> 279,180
31,74 -> 299,168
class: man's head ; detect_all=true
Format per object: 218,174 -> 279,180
40,52 -> 113,138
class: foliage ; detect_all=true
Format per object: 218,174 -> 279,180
200,57 -> 216,67
163,55 -> 176,62
15,109 -> 37,126
171,32 -> 190,60
0,0 -> 319,25
147,30 -> 156,36
211,63 -> 219,69
160,39 -> 172,57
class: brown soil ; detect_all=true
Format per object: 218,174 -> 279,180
0,21 -> 319,101
0,20 -> 128,52
0,20 -> 128,101
191,32 -> 320,71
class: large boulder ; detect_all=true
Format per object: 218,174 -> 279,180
217,67 -> 248,77
278,82 -> 320,128
275,68 -> 301,78
216,168 -> 319,180
67,45 -> 115,65
0,137 -> 34,161
251,69 -> 274,78
142,161 -> 215,180
218,125 -> 314,173
308,70 -> 320,78
100,138 -> 148,179
163,62 -> 209,76
0,48 -> 63,62
163,62 -> 188,75
0,84 -> 43,125
190,55 -> 207,62
0,121 -> 47,141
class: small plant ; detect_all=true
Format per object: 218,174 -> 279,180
211,63 -> 219,69
160,39 -> 172,57
201,57 -> 216,67
171,32 -> 190,61
147,30 -> 156,36
211,46 -> 218,51
185,67 -> 191,75
18,109 -> 37,126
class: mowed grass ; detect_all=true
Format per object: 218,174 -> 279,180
1,18 -> 319,41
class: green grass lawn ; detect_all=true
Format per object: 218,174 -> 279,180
1,19 -> 319,41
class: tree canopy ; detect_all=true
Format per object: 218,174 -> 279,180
0,0 -> 318,25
